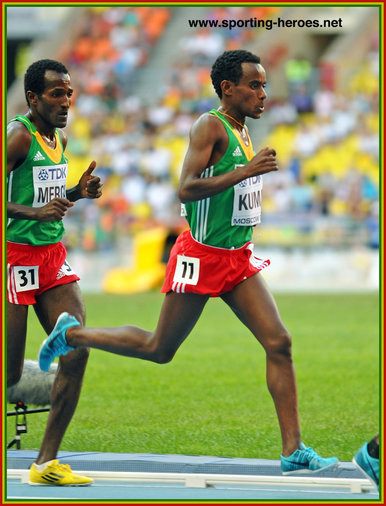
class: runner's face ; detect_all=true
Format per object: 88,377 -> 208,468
34,70 -> 73,128
233,63 -> 267,119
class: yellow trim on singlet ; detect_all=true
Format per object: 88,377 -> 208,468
211,110 -> 254,161
32,130 -> 63,164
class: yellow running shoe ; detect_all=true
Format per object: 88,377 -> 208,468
29,459 -> 93,486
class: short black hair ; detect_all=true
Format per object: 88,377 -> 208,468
210,50 -> 261,99
24,59 -> 69,105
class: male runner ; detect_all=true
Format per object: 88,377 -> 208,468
7,59 -> 102,485
38,50 -> 338,473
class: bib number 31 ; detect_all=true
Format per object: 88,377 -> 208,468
14,266 -> 39,292
173,255 -> 200,286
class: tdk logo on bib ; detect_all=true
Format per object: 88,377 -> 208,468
33,164 -> 67,207
38,169 -> 49,181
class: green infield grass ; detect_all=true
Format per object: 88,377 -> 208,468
6,291 -> 380,461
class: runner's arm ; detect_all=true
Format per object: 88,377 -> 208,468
178,114 -> 278,203
7,123 -> 73,221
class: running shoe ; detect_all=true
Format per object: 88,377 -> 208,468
281,442 -> 339,474
353,443 -> 379,490
29,459 -> 93,486
39,312 -> 79,372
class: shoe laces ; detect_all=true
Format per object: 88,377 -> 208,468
302,446 -> 323,463
53,338 -> 71,355
51,462 -> 72,473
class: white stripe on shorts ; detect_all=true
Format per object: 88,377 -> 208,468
7,264 -> 18,304
172,281 -> 187,294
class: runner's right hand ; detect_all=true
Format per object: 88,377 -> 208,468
245,147 -> 278,177
35,198 -> 74,222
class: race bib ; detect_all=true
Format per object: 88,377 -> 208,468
173,255 -> 200,285
13,265 -> 39,292
56,259 -> 76,280
232,166 -> 263,226
32,164 -> 67,208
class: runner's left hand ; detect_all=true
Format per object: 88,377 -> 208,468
79,160 -> 102,199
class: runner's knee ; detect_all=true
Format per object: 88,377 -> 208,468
58,347 -> 90,377
146,336 -> 176,364
150,345 -> 176,364
264,329 -> 292,359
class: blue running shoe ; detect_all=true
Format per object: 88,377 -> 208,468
353,443 -> 379,490
281,443 -> 339,474
39,312 -> 80,372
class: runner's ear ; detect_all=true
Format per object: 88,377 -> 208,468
26,91 -> 39,106
220,80 -> 233,97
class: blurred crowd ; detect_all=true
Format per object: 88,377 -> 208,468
33,5 -> 378,252
262,45 -> 379,248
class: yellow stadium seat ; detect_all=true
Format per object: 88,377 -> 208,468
103,227 -> 168,294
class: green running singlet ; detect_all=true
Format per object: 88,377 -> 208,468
7,115 -> 68,245
183,109 -> 263,249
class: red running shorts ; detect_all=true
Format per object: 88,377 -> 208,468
161,230 -> 270,297
7,241 -> 80,305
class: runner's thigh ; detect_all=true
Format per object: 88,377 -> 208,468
153,291 -> 209,351
34,281 -> 86,335
221,274 -> 288,343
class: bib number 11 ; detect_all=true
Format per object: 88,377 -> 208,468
173,255 -> 200,286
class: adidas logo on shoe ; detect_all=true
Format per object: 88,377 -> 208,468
33,151 -> 45,161
232,146 -> 242,157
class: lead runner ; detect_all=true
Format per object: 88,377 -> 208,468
38,50 -> 338,473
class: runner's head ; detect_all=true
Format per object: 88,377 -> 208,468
24,59 -> 72,129
24,59 -> 69,106
210,50 -> 261,99
211,50 -> 267,119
